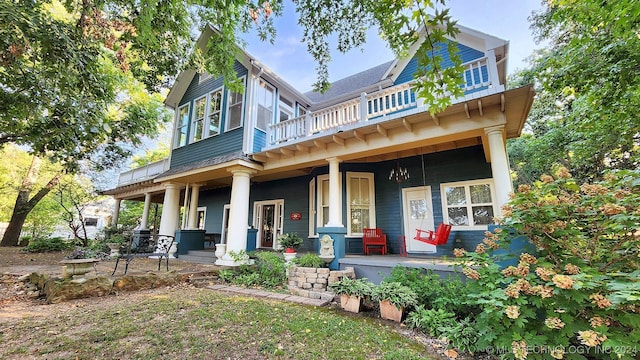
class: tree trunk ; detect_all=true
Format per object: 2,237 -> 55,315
0,157 -> 61,246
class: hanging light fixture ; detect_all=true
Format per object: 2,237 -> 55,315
389,160 -> 410,183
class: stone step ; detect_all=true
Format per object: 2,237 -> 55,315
186,250 -> 217,257
178,254 -> 216,264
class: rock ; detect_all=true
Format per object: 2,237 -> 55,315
44,277 -> 113,304
112,271 -> 182,292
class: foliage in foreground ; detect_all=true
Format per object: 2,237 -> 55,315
453,168 -> 640,359
218,251 -> 288,289
0,287 -> 430,360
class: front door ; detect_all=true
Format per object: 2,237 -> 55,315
402,186 -> 436,253
254,200 -> 284,249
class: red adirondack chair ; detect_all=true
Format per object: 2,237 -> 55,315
414,223 -> 452,246
362,228 -> 387,255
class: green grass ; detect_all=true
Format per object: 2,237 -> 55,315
0,286 -> 434,359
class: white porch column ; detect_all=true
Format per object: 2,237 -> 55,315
112,199 -> 121,227
325,157 -> 343,227
217,168 -> 255,266
158,183 -> 181,257
187,183 -> 202,229
140,193 -> 152,230
485,126 -> 513,216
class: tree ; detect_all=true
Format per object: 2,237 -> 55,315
2,0 -> 466,245
512,0 -> 640,183
54,175 -> 99,246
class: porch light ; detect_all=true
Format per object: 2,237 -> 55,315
388,161 -> 410,183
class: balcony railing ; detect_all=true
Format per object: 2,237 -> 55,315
117,158 -> 170,186
268,51 -> 503,147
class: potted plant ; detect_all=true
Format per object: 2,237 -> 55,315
371,281 -> 418,322
330,277 -> 374,313
278,232 -> 303,253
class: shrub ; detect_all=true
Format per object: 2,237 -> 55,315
292,253 -> 325,268
24,236 -> 73,253
453,168 -> 640,359
277,232 -> 303,250
385,266 -> 474,316
371,281 -> 418,309
330,277 -> 375,298
219,251 -> 287,289
405,306 -> 457,338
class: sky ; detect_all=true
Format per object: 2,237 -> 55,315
243,0 -> 545,93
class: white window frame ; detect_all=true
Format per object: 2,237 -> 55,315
225,76 -> 246,132
207,87 -> 224,138
252,199 -> 285,249
440,178 -> 497,231
278,95 -> 294,122
191,95 -> 207,143
196,206 -> 207,230
255,79 -> 275,132
175,103 -> 190,148
346,172 -> 376,235
308,178 -> 316,237
316,174 -> 342,229
297,104 -> 307,117
198,72 -> 212,84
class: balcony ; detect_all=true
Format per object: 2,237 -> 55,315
266,53 -> 504,148
117,158 -> 170,186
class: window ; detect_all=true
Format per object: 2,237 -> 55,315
175,103 -> 190,147
279,96 -> 294,122
198,72 -> 212,84
192,96 -> 206,142
317,175 -> 330,228
84,217 -> 98,227
297,104 -> 307,117
347,172 -> 375,234
309,178 -> 316,237
208,89 -> 222,137
226,77 -> 245,131
255,79 -> 275,131
441,179 -> 496,229
196,207 -> 206,230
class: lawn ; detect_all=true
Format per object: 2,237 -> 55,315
0,283 -> 437,360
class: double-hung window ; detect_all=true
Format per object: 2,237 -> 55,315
347,172 -> 375,234
279,96 -> 294,122
226,76 -> 245,131
175,103 -> 190,147
441,179 -> 496,229
192,96 -> 207,142
208,89 -> 222,137
255,79 -> 275,131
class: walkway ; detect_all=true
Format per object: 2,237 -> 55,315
205,284 -> 331,307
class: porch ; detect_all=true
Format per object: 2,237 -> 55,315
339,255 -> 462,284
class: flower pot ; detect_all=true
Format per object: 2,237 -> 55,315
107,243 -> 121,257
214,244 -> 226,260
340,294 -> 363,313
60,258 -> 99,283
285,247 -> 296,253
379,299 -> 404,322
283,251 -> 297,263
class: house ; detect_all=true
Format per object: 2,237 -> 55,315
103,24 -> 534,270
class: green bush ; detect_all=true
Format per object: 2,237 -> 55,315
330,277 -> 375,298
219,251 -> 288,289
405,306 -> 457,338
371,281 -> 418,309
385,266 -> 473,316
24,236 -> 73,253
453,168 -> 640,359
292,253 -> 325,268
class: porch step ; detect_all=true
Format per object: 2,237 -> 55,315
179,250 -> 217,264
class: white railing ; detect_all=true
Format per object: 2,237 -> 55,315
117,158 -> 170,186
267,52 -> 501,146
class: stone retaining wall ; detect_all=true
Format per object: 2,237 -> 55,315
288,266 -> 355,301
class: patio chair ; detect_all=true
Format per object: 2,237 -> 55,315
362,228 -> 387,255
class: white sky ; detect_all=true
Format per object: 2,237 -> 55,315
243,0 -> 545,93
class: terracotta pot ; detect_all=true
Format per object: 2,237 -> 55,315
379,299 -> 404,322
340,294 -> 363,313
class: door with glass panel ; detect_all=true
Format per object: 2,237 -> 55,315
402,186 -> 436,253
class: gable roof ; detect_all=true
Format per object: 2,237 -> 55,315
304,60 -> 394,105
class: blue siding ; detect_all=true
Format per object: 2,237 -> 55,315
171,61 -> 248,168
195,145 -> 493,257
170,129 -> 243,168
394,42 -> 485,85
253,129 -> 267,153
